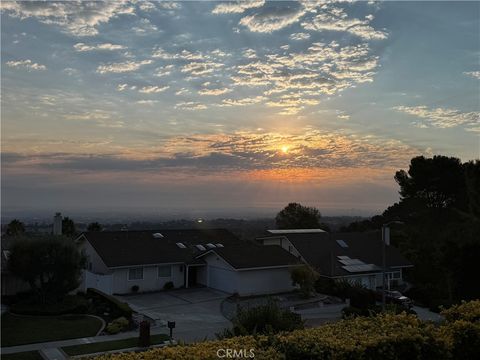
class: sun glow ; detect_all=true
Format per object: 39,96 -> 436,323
281,145 -> 290,154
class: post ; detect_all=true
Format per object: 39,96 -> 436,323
382,225 -> 386,312
167,321 -> 175,340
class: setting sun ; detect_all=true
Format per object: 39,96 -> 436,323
281,145 -> 290,154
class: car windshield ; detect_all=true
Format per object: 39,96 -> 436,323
390,291 -> 402,297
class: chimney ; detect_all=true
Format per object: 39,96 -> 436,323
53,212 -> 62,235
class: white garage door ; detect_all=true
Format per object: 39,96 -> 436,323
209,266 -> 237,293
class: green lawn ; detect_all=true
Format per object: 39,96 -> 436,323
62,334 -> 170,356
0,351 -> 43,360
1,313 -> 103,347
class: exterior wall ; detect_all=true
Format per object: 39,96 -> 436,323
111,264 -> 184,294
236,267 -> 296,296
262,238 -> 302,260
81,241 -> 110,274
196,266 -> 208,286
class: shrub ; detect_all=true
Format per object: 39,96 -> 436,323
441,300 -> 480,322
218,300 -> 303,338
86,288 -> 133,320
131,285 -> 139,293
106,317 -> 130,334
10,295 -> 88,315
163,281 -> 174,290
90,301 -> 480,360
290,265 -> 318,298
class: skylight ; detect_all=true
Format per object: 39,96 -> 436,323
206,243 -> 216,248
336,239 -> 348,248
215,243 -> 224,248
195,244 -> 206,251
176,242 -> 186,249
153,233 -> 164,238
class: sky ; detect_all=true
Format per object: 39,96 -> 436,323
1,1 -> 479,219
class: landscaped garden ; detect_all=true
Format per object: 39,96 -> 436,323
90,300 -> 480,360
1,313 -> 103,347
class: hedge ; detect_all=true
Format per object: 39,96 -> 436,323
91,300 -> 480,360
87,288 -> 133,319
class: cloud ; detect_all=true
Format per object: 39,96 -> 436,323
198,88 -> 232,96
212,0 -> 265,14
393,105 -> 479,130
181,61 -> 224,76
301,4 -> 387,40
5,129 -> 420,174
138,85 -> 169,94
131,18 -> 158,34
73,43 -> 125,52
96,60 -> 153,74
239,5 -> 307,33
175,102 -> 208,111
117,83 -> 128,91
464,71 -> 480,80
219,96 -> 266,106
290,32 -> 310,40
136,100 -> 158,105
1,1 -> 135,36
5,59 -> 46,71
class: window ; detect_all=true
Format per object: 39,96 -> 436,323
391,271 -> 401,279
128,267 -> 143,280
158,265 -> 172,278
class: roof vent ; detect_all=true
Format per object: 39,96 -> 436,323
153,233 -> 164,238
206,243 -> 216,249
176,242 -> 186,249
215,243 -> 224,248
336,239 -> 348,248
195,244 -> 206,251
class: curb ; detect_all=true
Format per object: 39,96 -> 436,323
70,340 -> 176,359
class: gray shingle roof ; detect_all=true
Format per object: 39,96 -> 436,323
258,231 -> 412,277
198,244 -> 301,270
81,229 -> 241,268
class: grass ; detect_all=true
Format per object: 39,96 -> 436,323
1,313 -> 103,347
62,334 -> 171,356
0,351 -> 43,360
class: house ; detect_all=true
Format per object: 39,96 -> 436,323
77,229 -> 301,296
257,229 -> 413,290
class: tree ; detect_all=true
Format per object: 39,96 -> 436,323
62,217 -> 76,237
291,265 -> 318,298
276,203 -> 323,229
394,155 -> 467,210
6,219 -> 25,236
8,236 -> 86,303
87,222 -> 102,232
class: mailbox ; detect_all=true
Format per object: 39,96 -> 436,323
167,321 -> 176,339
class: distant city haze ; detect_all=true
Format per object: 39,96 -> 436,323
1,1 -> 478,220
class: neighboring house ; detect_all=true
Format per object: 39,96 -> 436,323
77,229 -> 301,296
257,229 -> 413,290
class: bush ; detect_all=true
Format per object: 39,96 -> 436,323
163,281 -> 174,290
290,265 -> 318,298
87,288 -> 133,320
106,317 -> 130,334
131,285 -> 139,293
218,300 -> 303,338
441,300 -> 480,322
90,301 -> 480,360
10,295 -> 88,315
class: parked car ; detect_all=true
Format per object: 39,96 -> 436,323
376,290 -> 413,308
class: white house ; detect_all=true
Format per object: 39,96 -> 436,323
77,229 -> 301,296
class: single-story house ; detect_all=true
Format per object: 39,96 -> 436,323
257,229 -> 413,290
77,229 -> 301,296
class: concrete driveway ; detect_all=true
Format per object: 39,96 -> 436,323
115,288 -> 231,342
